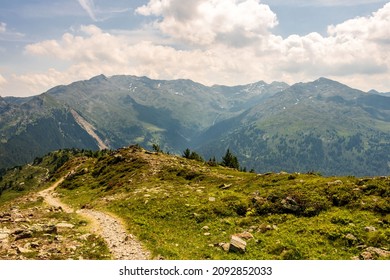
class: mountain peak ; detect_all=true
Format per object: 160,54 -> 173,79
89,74 -> 108,82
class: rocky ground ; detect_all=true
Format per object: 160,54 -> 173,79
0,196 -> 109,260
0,178 -> 150,260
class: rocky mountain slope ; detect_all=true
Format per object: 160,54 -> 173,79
196,78 -> 390,176
1,75 -> 390,176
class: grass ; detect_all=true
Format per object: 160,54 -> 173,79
0,146 -> 388,260
49,146 -> 389,260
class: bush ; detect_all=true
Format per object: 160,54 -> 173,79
251,189 -> 331,217
182,148 -> 204,162
221,195 -> 248,216
327,185 -> 361,207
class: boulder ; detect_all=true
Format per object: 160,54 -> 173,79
229,235 -> 246,254
365,247 -> 390,258
235,232 -> 254,240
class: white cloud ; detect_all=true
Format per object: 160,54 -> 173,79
0,74 -> 6,85
264,0 -> 388,7
78,0 -> 97,21
0,22 -> 6,33
8,1 -> 390,96
136,0 -> 278,46
328,2 -> 390,43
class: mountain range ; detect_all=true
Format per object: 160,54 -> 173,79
1,75 -> 389,176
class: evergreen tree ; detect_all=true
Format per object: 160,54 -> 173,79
207,156 -> 218,166
152,144 -> 161,153
221,149 -> 239,170
182,148 -> 203,162
182,148 -> 191,159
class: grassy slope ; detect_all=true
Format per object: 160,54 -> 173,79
0,146 -> 388,260
43,146 -> 389,260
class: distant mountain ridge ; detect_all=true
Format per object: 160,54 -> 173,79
1,75 -> 389,176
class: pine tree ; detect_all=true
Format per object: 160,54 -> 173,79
221,149 -> 239,170
182,148 -> 191,158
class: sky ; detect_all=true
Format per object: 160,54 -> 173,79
0,0 -> 390,97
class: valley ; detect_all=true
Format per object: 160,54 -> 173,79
1,75 -> 390,176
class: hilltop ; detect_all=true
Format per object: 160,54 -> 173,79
0,146 -> 389,260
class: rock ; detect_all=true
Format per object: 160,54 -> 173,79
204,232 -> 211,236
235,232 -> 254,240
49,206 -> 63,212
13,213 -> 24,219
47,248 -> 61,254
327,180 -> 343,186
202,226 -> 210,231
365,247 -> 390,258
219,183 -> 232,190
14,230 -> 33,241
68,246 -> 77,251
30,242 -> 40,249
345,233 -> 357,241
251,195 -> 266,205
79,233 -> 92,241
218,242 -> 230,252
281,196 -> 300,212
208,197 -> 216,202
17,246 -> 33,254
14,218 -> 28,223
364,226 -> 377,232
344,234 -> 358,246
0,212 -> 11,218
360,251 -> 373,260
258,224 -> 273,233
229,235 -> 246,254
42,224 -> 57,234
0,233 -> 9,240
56,223 -> 75,229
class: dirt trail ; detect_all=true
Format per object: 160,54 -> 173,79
38,178 -> 150,260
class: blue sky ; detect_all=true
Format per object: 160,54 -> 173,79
1,0 -> 390,96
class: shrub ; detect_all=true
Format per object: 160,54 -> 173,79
221,195 -> 248,216
327,185 -> 361,207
